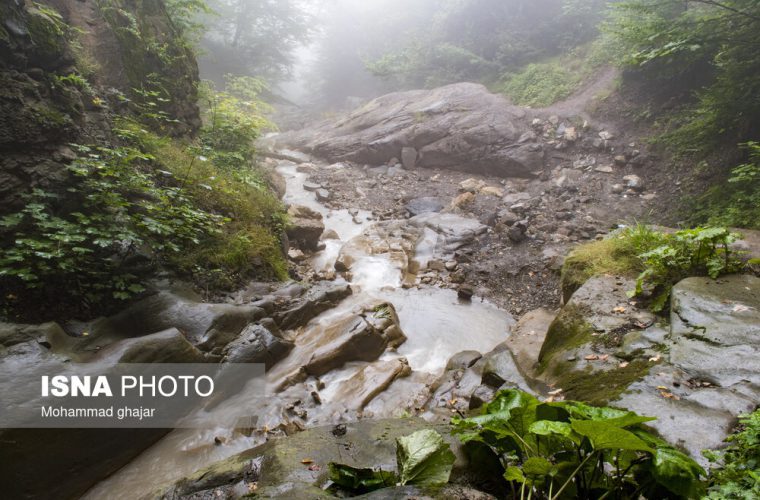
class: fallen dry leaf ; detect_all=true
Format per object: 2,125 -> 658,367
649,355 -> 661,362
656,385 -> 668,390
308,464 -> 321,471
613,306 -> 627,313
659,391 -> 680,400
448,398 -> 458,406
619,361 -> 630,368
599,354 -> 609,361
584,354 -> 599,361
548,388 -> 563,396
301,458 -> 314,464
732,304 -> 750,313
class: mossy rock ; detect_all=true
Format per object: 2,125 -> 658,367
555,359 -> 651,406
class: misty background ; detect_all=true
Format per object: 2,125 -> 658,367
193,0 -> 609,113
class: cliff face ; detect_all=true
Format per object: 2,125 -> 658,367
0,0 -> 200,213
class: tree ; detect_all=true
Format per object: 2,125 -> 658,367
200,0 -> 317,85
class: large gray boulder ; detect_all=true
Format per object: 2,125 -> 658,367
277,83 -> 544,177
669,274 -> 760,387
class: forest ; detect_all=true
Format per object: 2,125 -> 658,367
0,0 -> 758,499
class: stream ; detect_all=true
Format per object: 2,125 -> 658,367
83,155 -> 514,499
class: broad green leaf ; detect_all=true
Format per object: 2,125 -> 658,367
504,465 -> 525,484
327,463 -> 397,493
529,420 -> 573,438
647,445 -> 705,498
396,429 -> 455,486
571,420 -> 654,453
523,456 -> 555,478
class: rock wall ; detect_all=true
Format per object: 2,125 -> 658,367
0,0 -> 200,214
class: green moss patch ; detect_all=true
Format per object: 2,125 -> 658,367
560,225 -> 667,301
537,304 -> 594,372
556,359 -> 651,406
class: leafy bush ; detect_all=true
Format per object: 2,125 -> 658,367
693,142 -> 760,230
560,224 -> 666,301
453,389 -> 705,499
0,144 -> 224,315
501,61 -> 582,107
630,227 -> 743,311
705,409 -> 760,499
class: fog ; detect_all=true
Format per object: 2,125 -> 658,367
196,0 -> 609,113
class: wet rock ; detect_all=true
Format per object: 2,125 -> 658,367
275,282 -> 352,331
451,191 -> 476,208
321,228 -> 340,240
401,146 -> 417,169
457,285 -> 474,301
159,419 -> 468,499
470,384 -> 498,410
286,204 -> 325,251
315,188 -> 331,202
302,181 -> 321,192
95,328 -> 207,363
86,290 -> 266,349
460,178 -> 486,193
502,192 -> 531,205
287,248 -> 307,261
409,213 -> 488,254
481,348 -> 531,392
623,174 -> 644,192
611,184 -> 624,194
405,196 -> 445,216
507,308 -> 556,378
480,186 -> 504,197
594,165 -> 613,173
614,155 -> 627,166
303,302 -> 407,376
669,275 -> 760,387
507,220 -> 528,243
223,322 -> 294,368
446,350 -> 482,370
331,358 -> 412,409
277,83 -> 542,177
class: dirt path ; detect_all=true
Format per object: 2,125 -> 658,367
539,66 -> 620,125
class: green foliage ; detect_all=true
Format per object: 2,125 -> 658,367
606,1 -> 760,155
0,143 -> 223,312
327,429 -> 454,495
165,0 -> 213,44
561,224 -> 667,301
396,429 -> 456,486
502,62 -> 581,108
705,409 -> 760,499
630,226 -> 743,311
453,389 -> 706,499
693,142 -> 760,229
327,463 -> 396,494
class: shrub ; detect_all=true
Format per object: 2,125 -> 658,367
453,389 -> 705,499
630,226 -> 743,311
502,61 -> 581,107
705,409 -> 760,499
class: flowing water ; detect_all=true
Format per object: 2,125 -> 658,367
84,156 -> 513,499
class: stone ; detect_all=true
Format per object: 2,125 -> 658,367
460,178 -> 486,193
274,282 -> 352,331
481,348 -> 531,392
400,146 -> 417,169
623,174 -> 644,192
405,197 -> 445,216
286,204 -> 325,251
563,126 -> 577,142
302,181 -> 321,192
669,275 -> 760,387
287,248 -> 306,261
321,229 -> 340,240
331,358 -> 412,409
507,308 -> 556,378
409,213 -> 488,254
594,165 -> 613,173
95,328 -> 207,363
598,130 -> 614,140
611,183 -> 624,194
469,384 -> 497,410
276,83 -> 543,177
457,285 -> 474,301
223,322 -> 293,368
451,191 -> 475,208
507,220 -> 528,243
303,302 -> 407,377
480,186 -> 504,197
315,188 -> 331,201
614,155 -> 627,166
